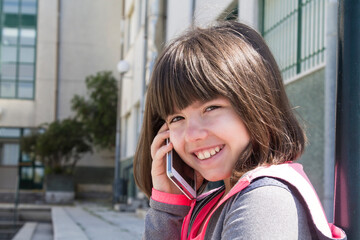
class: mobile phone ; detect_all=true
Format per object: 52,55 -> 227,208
166,139 -> 197,199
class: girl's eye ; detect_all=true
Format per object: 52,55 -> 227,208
169,116 -> 184,123
205,105 -> 220,112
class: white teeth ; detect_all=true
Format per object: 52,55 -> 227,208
195,146 -> 222,160
204,151 -> 211,158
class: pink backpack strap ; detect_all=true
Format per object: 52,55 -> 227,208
181,200 -> 196,240
247,163 -> 346,239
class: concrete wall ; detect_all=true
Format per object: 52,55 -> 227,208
55,0 -> 122,168
57,0 -> 122,120
285,68 -> 325,202
0,167 -> 17,190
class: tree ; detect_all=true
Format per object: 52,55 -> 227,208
20,118 -> 92,174
71,71 -> 118,149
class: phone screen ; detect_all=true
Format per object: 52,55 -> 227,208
171,150 -> 196,189
166,139 -> 196,199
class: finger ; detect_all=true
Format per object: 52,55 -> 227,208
157,122 -> 169,134
151,130 -> 170,158
151,142 -> 173,175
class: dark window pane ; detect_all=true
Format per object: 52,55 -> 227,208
20,29 -> 35,45
18,81 -> 33,98
21,167 -> 33,179
3,13 -> 20,27
34,167 -> 44,184
22,153 -> 31,162
3,0 -> 19,14
1,46 -> 17,62
18,64 -> 34,80
21,15 -> 36,27
0,82 -> 16,97
1,63 -> 17,80
21,0 -> 37,14
2,28 -> 19,45
20,47 -> 34,63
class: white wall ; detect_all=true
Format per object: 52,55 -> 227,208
238,0 -> 260,31
57,0 -> 122,120
166,0 -> 193,41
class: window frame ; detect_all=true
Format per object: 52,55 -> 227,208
0,0 -> 38,99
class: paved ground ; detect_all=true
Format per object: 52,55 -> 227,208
31,223 -> 52,240
63,202 -> 145,240
0,202 -> 146,240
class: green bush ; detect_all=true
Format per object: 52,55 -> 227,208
20,118 -> 92,175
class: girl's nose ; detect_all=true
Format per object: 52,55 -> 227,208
184,118 -> 208,142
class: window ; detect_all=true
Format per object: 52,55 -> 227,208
126,7 -> 135,51
134,103 -> 141,144
0,0 -> 38,99
0,142 -> 19,165
0,127 -> 44,189
261,0 -> 325,80
122,113 -> 131,158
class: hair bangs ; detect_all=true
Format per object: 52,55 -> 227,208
149,40 -> 223,120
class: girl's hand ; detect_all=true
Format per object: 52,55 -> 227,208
150,123 -> 182,195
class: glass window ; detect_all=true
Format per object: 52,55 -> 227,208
0,128 -> 21,138
20,29 -> 35,45
0,0 -> 37,99
0,82 -> 16,97
1,63 -> 17,80
20,47 -> 35,63
3,0 -> 20,14
1,46 -> 17,62
21,14 -> 36,27
2,28 -> 19,45
33,167 -> 44,184
18,82 -> 33,98
18,64 -> 34,80
21,167 -> 33,179
21,0 -> 37,14
0,143 -> 19,165
3,13 -> 20,28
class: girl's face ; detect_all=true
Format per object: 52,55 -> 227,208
166,97 -> 250,183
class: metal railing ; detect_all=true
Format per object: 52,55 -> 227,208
262,0 -> 326,80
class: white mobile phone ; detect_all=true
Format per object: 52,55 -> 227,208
166,139 -> 197,199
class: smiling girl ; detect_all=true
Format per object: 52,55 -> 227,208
133,21 -> 346,240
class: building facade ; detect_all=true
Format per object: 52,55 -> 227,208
0,0 -> 122,201
119,0 -> 336,219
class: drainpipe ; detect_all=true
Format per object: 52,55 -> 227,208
113,0 -> 128,204
323,0 -> 338,221
334,0 -> 360,238
140,0 -> 148,126
191,0 -> 196,26
54,0 -> 61,120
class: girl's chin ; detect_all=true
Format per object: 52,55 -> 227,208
200,172 -> 231,183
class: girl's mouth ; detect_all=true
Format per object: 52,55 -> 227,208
194,145 -> 224,160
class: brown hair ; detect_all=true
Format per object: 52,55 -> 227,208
133,21 -> 306,198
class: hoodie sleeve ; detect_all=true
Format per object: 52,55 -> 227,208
143,188 -> 192,240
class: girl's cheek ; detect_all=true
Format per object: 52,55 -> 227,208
169,130 -> 183,148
